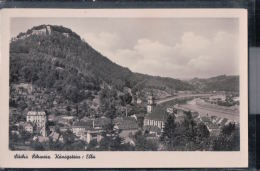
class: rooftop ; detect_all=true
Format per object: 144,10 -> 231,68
27,111 -> 46,116
207,123 -> 219,130
72,121 -> 92,129
24,122 -> 33,128
94,117 -> 110,127
201,116 -> 211,123
219,118 -> 228,125
114,117 -> 139,130
73,117 -> 111,129
145,106 -> 169,122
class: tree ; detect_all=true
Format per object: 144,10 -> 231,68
87,139 -> 98,150
192,122 -> 211,150
212,123 -> 240,151
133,131 -> 158,151
9,129 -> 19,148
160,115 -> 176,149
64,85 -> 83,103
66,105 -> 71,112
137,116 -> 144,128
70,140 -> 87,151
105,102 -> 117,120
32,140 -> 45,151
196,122 -> 210,139
19,128 -> 33,142
98,122 -> 124,151
61,129 -> 77,150
119,93 -> 132,106
9,99 -> 17,107
183,111 -> 196,139
119,93 -> 132,117
18,100 -> 28,111
221,122 -> 236,135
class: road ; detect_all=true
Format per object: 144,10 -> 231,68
155,94 -> 212,104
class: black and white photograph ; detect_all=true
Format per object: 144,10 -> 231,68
0,9 -> 248,168
9,16 -> 242,152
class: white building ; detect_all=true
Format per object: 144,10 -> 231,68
143,106 -> 167,130
14,83 -> 33,94
136,98 -> 142,104
26,111 -> 47,136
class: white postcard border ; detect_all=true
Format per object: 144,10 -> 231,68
0,9 -> 248,168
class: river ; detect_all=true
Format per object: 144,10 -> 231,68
179,98 -> 239,122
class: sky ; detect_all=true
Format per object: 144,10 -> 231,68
11,18 -> 239,79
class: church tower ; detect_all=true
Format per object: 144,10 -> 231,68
147,95 -> 155,113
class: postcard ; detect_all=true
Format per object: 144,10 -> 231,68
0,8 -> 248,168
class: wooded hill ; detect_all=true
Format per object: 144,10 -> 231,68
10,25 -> 239,105
10,25 -> 193,100
188,75 -> 239,92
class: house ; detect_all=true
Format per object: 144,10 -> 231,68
14,83 -> 33,94
136,98 -> 142,104
60,126 -> 71,132
114,117 -> 139,131
200,116 -> 211,124
93,117 -> 110,129
26,111 -> 47,136
24,122 -> 33,134
85,129 -> 103,143
208,94 -> 226,104
81,116 -> 91,122
62,32 -> 69,37
113,117 -> 139,143
72,121 -> 91,137
218,118 -> 228,126
214,117 -> 222,124
47,114 -> 55,122
206,123 -> 220,135
72,120 -> 105,144
80,117 -> 110,128
57,115 -> 75,126
53,100 -> 58,105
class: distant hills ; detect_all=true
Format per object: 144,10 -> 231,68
188,75 -> 239,92
10,25 -> 239,104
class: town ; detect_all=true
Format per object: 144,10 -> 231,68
9,82 -> 240,151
